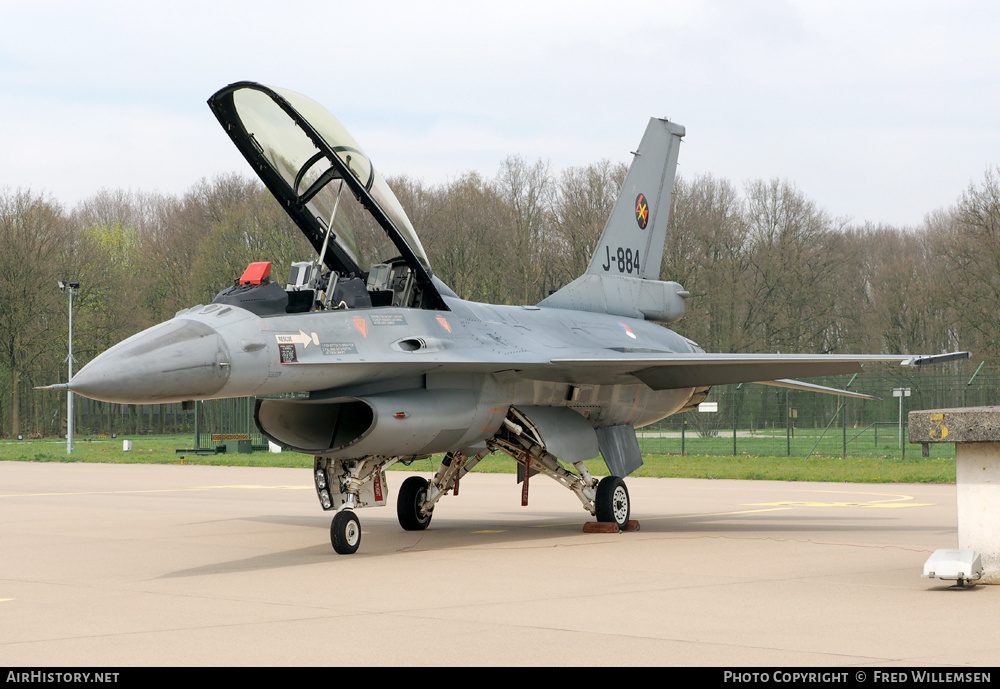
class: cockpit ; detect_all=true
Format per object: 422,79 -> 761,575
207,82 -> 448,314
209,255 -> 426,318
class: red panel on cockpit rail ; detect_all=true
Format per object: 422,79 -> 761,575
239,261 -> 272,285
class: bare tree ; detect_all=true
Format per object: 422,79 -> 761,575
742,178 -> 847,353
550,160 -> 628,288
139,174 -> 263,319
664,174 -> 748,351
188,187 -> 312,303
418,173 -> 511,302
931,167 -> 1000,359
0,189 -> 68,436
493,156 -> 555,303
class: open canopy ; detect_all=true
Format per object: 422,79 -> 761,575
208,82 -> 444,308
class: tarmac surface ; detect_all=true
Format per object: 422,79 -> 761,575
0,460 -> 994,667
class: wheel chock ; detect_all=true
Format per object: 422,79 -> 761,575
582,520 -> 640,533
583,522 -> 620,533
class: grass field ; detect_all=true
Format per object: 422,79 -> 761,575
0,433 -> 956,483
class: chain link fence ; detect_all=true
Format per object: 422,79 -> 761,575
639,370 -> 999,458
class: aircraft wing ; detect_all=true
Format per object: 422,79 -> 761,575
544,351 -> 970,391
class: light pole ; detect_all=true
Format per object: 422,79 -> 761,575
59,280 -> 79,455
892,387 -> 911,450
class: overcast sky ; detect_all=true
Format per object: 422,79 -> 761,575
2,0 -> 997,227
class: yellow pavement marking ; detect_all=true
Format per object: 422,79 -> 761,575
527,506 -> 794,530
748,490 -> 932,509
529,496 -> 932,532
472,530 -> 507,534
640,507 -> 795,521
213,485 -> 311,490
750,501 -> 932,509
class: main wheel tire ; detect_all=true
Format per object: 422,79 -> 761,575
595,476 -> 630,530
397,476 -> 433,531
331,510 -> 361,554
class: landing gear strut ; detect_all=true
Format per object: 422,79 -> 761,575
394,450 -> 489,532
489,409 -> 639,532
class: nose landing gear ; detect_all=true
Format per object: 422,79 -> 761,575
331,509 -> 361,555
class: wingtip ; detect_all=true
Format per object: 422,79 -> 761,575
904,351 -> 973,368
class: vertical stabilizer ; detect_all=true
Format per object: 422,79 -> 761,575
587,118 -> 685,280
539,118 -> 688,322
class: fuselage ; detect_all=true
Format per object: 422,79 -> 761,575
67,290 -> 705,434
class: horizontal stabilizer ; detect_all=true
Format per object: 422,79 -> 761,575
539,273 -> 688,322
756,379 -> 880,400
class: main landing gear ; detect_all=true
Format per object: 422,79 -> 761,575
595,476 -> 630,530
395,450 -> 488,532
397,475 -> 433,531
489,409 -> 638,533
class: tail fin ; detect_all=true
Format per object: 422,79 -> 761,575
539,118 -> 688,322
586,117 -> 685,280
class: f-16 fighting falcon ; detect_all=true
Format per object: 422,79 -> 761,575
47,82 -> 969,553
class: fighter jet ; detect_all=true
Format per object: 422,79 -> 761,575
52,82 -> 969,553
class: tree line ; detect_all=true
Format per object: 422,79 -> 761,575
2,159 -> 997,438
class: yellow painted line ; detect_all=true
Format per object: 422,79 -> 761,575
638,507 -> 795,521
526,506 -> 794,530
0,598 -> 13,603
779,488 -> 923,501
472,530 -> 507,534
208,485 -> 311,490
0,485 -> 311,498
748,490 -> 932,509
749,500 -> 932,509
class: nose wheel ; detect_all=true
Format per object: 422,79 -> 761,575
331,510 -> 361,554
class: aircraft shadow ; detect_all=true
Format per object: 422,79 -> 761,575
156,510 -> 948,578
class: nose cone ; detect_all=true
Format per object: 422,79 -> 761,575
70,319 -> 231,404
